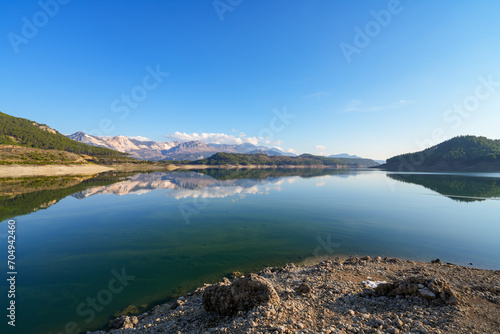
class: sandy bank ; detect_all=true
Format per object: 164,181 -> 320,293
0,164 -> 113,178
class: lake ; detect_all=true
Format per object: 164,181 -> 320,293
1,168 -> 499,334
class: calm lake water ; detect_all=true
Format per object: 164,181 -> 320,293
1,168 -> 500,334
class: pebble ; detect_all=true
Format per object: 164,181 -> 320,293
418,288 -> 436,300
88,256 -> 496,334
418,325 -> 429,333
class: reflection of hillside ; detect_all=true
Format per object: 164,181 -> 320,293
71,172 -> 287,199
71,169 -> 365,199
0,173 -> 130,222
71,169 -> 363,200
388,173 -> 500,202
0,175 -> 93,197
1,168 -> 364,222
195,168 -> 362,180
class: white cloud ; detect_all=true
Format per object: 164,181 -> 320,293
271,146 -> 285,152
315,145 -> 326,151
129,136 -> 152,142
165,131 -> 296,152
168,180 -> 287,200
164,131 -> 260,146
170,186 -> 261,200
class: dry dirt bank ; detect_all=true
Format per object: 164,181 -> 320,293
0,164 -> 112,178
91,256 -> 499,334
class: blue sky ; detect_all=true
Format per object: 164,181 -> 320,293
1,0 -> 500,160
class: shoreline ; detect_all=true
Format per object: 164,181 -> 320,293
0,164 -> 113,178
0,163 -> 356,178
90,255 -> 500,334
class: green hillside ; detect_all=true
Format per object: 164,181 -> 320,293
381,136 -> 500,172
0,111 -> 126,158
192,152 -> 378,167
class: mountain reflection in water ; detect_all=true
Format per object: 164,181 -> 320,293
387,173 -> 500,202
0,168 -> 362,222
71,168 -> 363,199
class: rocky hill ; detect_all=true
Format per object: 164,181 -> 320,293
0,111 -> 134,166
0,111 -> 126,158
67,131 -> 176,160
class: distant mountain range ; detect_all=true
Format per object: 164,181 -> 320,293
66,132 -> 384,162
329,153 -> 385,164
329,153 -> 363,159
66,132 -> 294,161
0,111 -> 382,164
0,111 -> 130,165
0,112 -> 125,157
66,132 -> 176,160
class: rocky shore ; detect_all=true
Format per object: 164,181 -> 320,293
90,256 -> 500,334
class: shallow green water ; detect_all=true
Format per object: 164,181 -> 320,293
1,168 -> 499,333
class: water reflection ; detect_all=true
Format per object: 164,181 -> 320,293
5,168 -> 500,334
0,172 -> 129,222
0,168 -> 360,222
387,173 -> 500,202
71,168 -> 363,199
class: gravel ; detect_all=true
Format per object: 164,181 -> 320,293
89,256 -> 500,334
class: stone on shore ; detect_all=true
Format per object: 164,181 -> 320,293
91,256 -> 498,334
375,276 -> 458,304
202,273 -> 280,316
106,315 -> 138,330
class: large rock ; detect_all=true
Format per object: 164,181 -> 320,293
106,316 -> 138,331
418,287 -> 436,300
375,276 -> 459,304
203,274 -> 280,316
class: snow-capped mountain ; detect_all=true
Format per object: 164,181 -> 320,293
66,132 -> 293,161
66,132 -> 178,160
